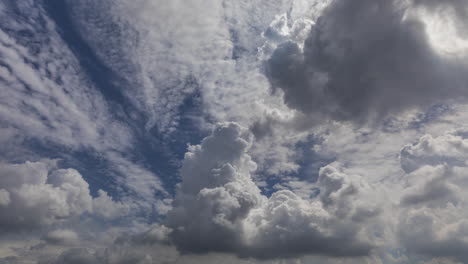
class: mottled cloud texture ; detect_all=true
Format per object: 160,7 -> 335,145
2,0 -> 468,263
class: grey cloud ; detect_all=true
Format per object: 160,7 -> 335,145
45,248 -> 99,264
242,189 -> 374,259
0,161 -> 93,232
0,160 -> 136,236
42,229 -> 80,246
399,206 -> 468,263
168,122 -> 262,253
400,165 -> 460,207
266,0 -> 468,123
114,224 -> 172,246
402,182 -> 457,207
397,130 -> 468,262
168,122 -> 380,259
317,165 -> 379,220
400,129 -> 468,173
92,190 -> 130,221
0,256 -> 23,264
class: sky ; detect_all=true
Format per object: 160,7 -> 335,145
1,0 -> 468,263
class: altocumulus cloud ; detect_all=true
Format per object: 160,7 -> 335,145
3,0 -> 468,263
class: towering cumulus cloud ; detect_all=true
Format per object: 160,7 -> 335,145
169,123 -> 381,259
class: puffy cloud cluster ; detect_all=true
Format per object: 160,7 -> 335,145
398,129 -> 468,262
400,129 -> 468,173
0,159 -> 134,235
266,0 -> 468,123
0,160 -> 92,232
92,190 -> 130,221
168,122 -> 263,253
168,123 -> 381,259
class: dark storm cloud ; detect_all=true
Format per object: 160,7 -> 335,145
267,0 -> 468,123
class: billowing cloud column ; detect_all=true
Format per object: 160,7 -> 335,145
168,122 -> 263,253
168,123 -> 381,259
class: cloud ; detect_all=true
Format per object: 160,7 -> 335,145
168,122 -> 381,259
0,7 -> 132,151
0,159 -> 143,240
0,160 -> 93,232
0,0 -> 167,215
266,0 -> 468,123
400,128 -> 468,173
168,122 -> 262,253
42,230 -> 80,246
66,0 -> 235,133
397,130 -> 468,263
92,190 -> 130,220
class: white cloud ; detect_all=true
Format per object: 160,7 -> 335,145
92,190 -> 130,221
0,1 -> 167,214
397,130 -> 468,262
0,160 -> 92,232
168,122 -> 381,259
400,128 -> 468,173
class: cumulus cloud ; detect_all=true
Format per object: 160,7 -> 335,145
400,128 -> 468,173
0,160 -> 93,232
92,190 -> 130,221
266,0 -> 468,123
0,159 -> 140,239
397,130 -> 468,263
168,122 -> 381,259
168,122 -> 262,253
